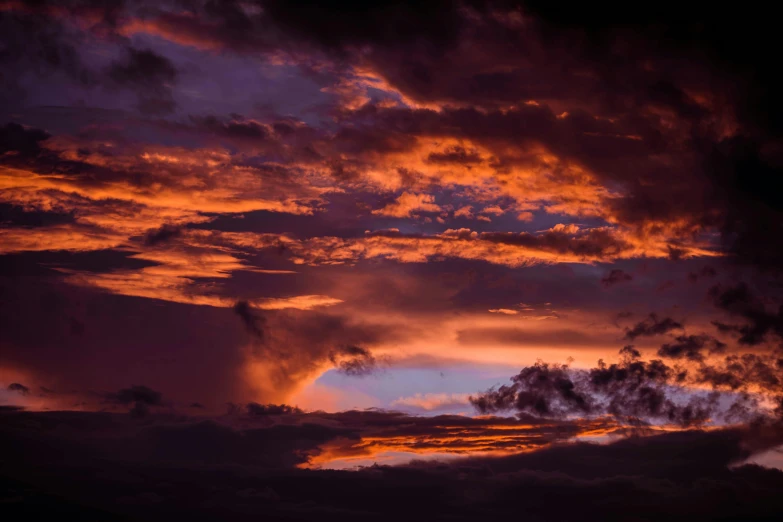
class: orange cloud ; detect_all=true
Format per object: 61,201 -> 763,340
304,415 -> 623,469
372,192 -> 441,217
281,227 -> 719,268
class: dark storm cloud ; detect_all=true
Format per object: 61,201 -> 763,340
601,269 -> 633,288
624,313 -> 683,340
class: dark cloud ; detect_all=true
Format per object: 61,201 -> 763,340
624,313 -> 683,340
710,283 -> 783,345
329,345 -> 380,377
229,303 -> 397,396
106,385 -> 163,406
108,47 -> 178,114
0,122 -> 50,155
471,344 -> 783,427
142,224 -> 183,246
245,402 -> 302,416
601,269 -> 633,288
480,228 -> 631,259
105,385 -> 163,417
658,334 -> 726,362
7,382 -> 30,395
0,4 -> 96,107
190,115 -> 270,140
2,406 -> 783,521
696,353 -> 783,395
470,362 -> 592,417
233,300 -> 266,340
687,265 -> 717,283
426,145 -> 483,165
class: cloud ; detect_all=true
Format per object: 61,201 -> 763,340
190,115 -> 270,140
624,314 -> 684,340
657,334 -> 726,362
328,345 -> 381,377
282,226 -> 717,268
471,342 -> 783,427
6,382 -> 30,395
245,402 -> 303,416
237,309 -> 398,401
233,300 -> 266,340
601,269 -> 633,288
107,47 -> 178,114
688,265 -> 717,283
105,384 -> 163,417
0,122 -> 50,155
371,192 -> 441,217
710,283 -> 783,346
488,308 -> 518,315
143,224 -> 183,246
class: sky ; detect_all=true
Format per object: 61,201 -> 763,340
2,2 -> 783,520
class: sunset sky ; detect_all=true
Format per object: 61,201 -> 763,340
2,2 -> 783,520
